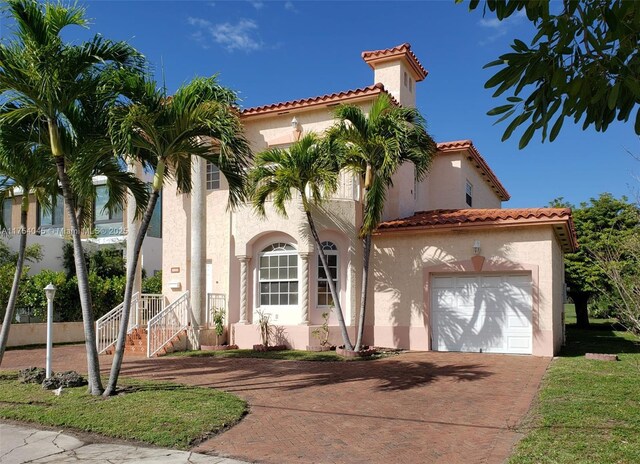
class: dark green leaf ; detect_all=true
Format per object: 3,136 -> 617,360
487,104 -> 514,116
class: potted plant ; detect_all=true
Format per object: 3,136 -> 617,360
253,310 -> 287,351
201,308 -> 238,351
307,311 -> 332,351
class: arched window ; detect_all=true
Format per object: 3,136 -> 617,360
317,241 -> 338,307
259,243 -> 298,306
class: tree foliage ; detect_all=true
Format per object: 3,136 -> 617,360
461,0 -> 640,147
551,193 -> 639,326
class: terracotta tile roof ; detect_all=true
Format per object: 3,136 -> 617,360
241,83 -> 397,118
436,140 -> 510,201
362,43 -> 428,81
377,208 -> 578,252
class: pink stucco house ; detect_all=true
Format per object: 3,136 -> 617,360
160,43 -> 576,357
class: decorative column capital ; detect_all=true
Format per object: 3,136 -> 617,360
238,255 -> 251,263
299,252 -> 312,260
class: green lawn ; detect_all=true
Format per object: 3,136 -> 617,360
0,372 -> 246,449
170,348 -> 400,361
510,306 -> 640,463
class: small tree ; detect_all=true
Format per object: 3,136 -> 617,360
329,94 -> 437,351
551,194 -> 639,327
103,73 -> 250,396
250,133 -> 354,350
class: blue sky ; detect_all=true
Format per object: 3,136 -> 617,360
2,0 -> 638,208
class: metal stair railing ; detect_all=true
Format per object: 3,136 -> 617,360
147,291 -> 190,357
96,293 -> 139,354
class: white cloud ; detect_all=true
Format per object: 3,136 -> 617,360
284,1 -> 296,11
249,1 -> 264,10
187,17 -> 263,52
478,10 -> 526,45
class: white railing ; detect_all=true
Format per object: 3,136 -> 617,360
95,293 -> 165,354
96,293 -> 139,354
206,293 -> 226,326
334,171 -> 360,201
147,291 -> 190,358
138,294 -> 165,327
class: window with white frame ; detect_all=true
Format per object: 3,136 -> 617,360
206,161 -> 220,190
1,198 -> 11,230
39,194 -> 65,235
94,185 -> 124,236
465,180 -> 473,207
259,243 -> 298,306
317,241 -> 338,307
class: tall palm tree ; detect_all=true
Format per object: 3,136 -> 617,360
0,117 -> 58,366
251,133 -> 354,351
329,94 -> 437,351
0,0 -> 145,394
103,74 -> 251,396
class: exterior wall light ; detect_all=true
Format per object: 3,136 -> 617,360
473,240 -> 481,256
291,117 -> 301,132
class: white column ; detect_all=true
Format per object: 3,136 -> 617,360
239,256 -> 250,324
299,252 -> 310,325
126,161 -> 143,324
190,158 -> 206,339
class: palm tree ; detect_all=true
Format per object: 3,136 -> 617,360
103,74 -> 251,396
0,0 -> 145,394
0,117 -> 58,366
251,133 -> 355,351
329,94 -> 437,351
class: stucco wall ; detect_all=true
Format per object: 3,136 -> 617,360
551,235 -> 566,352
372,60 -> 417,108
162,180 -> 191,300
460,153 -> 502,209
420,151 -> 502,211
1,322 -> 84,347
372,226 -> 562,356
422,153 -> 463,210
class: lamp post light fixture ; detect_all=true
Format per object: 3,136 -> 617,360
473,240 -> 481,256
44,283 -> 56,379
291,116 -> 301,132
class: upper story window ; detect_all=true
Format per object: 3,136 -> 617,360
94,185 -> 123,236
465,180 -> 473,207
259,243 -> 298,307
1,198 -> 11,230
39,194 -> 65,236
317,241 -> 338,307
206,161 -> 220,190
404,71 -> 408,87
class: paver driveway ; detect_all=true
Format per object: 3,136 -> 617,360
2,346 -> 549,464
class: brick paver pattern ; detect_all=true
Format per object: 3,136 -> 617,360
2,346 -> 550,464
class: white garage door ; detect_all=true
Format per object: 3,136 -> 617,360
431,274 -> 532,354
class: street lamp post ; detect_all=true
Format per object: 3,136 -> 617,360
44,283 -> 56,379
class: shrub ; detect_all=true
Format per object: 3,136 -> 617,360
142,271 -> 162,294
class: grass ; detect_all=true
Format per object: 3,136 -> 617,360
0,372 -> 246,449
510,305 -> 640,463
169,348 -> 400,362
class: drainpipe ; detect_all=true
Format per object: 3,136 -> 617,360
190,157 -> 206,348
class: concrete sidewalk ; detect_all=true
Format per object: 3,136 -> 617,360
0,423 -> 251,464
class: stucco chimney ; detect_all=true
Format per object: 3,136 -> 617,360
361,43 -> 428,108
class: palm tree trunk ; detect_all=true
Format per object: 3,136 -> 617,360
0,206 -> 28,366
354,233 -> 371,352
103,188 -> 160,396
49,119 -> 103,395
304,209 -> 354,351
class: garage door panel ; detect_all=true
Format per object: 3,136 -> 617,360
431,275 -> 532,355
